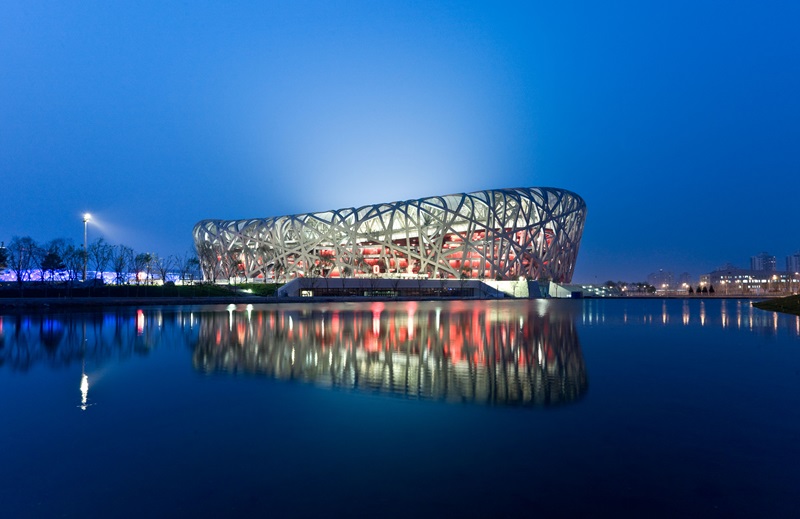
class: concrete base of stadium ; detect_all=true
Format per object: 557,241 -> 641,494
276,277 -> 546,299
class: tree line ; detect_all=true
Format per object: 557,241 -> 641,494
0,236 -> 200,287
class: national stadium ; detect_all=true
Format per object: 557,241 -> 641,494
192,187 -> 586,286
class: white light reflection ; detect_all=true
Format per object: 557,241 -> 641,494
736,301 -> 742,328
372,310 -> 381,335
407,301 -> 417,340
227,304 -> 236,331
536,299 -> 548,318
721,300 -> 728,328
79,373 -> 89,411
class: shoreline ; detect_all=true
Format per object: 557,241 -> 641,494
0,294 -> 780,311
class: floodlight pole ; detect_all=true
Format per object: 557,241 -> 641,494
82,213 -> 91,281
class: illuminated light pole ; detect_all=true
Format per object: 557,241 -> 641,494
82,213 -> 91,281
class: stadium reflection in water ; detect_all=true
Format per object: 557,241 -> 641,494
193,301 -> 588,407
0,301 -> 587,407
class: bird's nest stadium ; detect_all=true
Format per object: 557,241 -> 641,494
192,187 -> 586,283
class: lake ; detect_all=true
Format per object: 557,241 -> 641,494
1,299 -> 798,518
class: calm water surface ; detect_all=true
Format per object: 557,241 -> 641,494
1,299 -> 798,518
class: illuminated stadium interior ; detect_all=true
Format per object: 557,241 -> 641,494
192,187 -> 586,283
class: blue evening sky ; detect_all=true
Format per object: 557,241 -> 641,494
2,1 -> 798,282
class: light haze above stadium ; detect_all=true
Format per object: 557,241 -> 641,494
2,1 -> 798,283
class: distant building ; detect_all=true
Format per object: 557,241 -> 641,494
702,267 -> 797,295
647,269 -> 674,292
751,252 -> 776,272
787,252 -> 800,274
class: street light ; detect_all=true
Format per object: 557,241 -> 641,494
82,213 -> 91,281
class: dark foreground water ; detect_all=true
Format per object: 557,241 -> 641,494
1,299 -> 798,518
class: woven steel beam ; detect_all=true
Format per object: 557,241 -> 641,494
193,187 -> 586,283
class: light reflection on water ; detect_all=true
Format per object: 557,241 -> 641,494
2,299 -> 797,410
2,299 -> 799,517
582,298 -> 800,337
0,301 -> 588,408
193,300 -> 587,407
0,309 -> 198,372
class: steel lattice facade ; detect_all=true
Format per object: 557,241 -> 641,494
192,187 -> 586,283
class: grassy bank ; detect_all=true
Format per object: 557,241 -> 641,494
752,294 -> 800,316
235,283 -> 281,296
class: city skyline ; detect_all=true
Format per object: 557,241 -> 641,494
2,1 -> 799,283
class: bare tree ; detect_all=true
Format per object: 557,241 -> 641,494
221,250 -> 240,284
7,236 -> 38,288
133,252 -> 153,285
197,242 -> 219,283
63,244 -> 84,284
40,239 -> 68,283
112,245 -> 133,285
152,254 -> 175,284
176,250 -> 200,284
272,258 -> 285,283
256,245 -> 274,283
89,238 -> 113,281
186,257 -> 200,283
